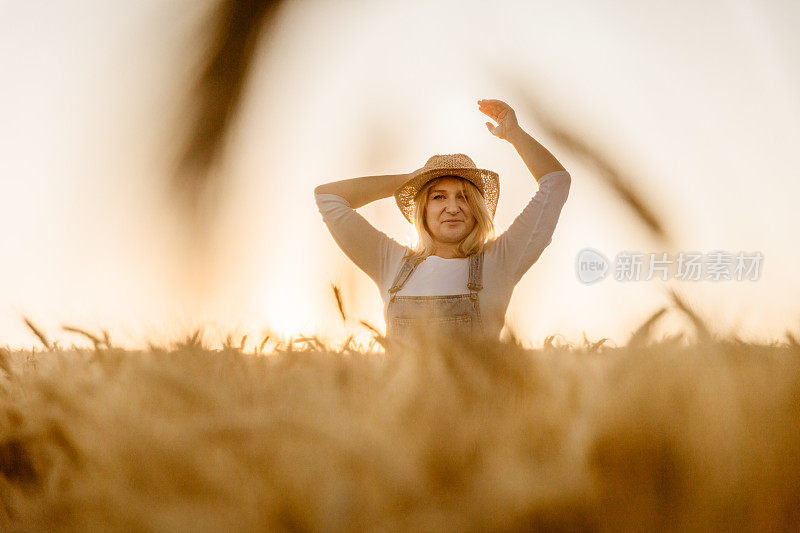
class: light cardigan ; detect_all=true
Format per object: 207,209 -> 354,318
315,170 -> 571,340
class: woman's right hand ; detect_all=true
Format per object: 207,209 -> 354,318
478,98 -> 521,140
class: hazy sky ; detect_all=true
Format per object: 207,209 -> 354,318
2,0 -> 799,350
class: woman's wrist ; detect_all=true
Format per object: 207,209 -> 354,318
505,124 -> 527,145
396,168 -> 419,188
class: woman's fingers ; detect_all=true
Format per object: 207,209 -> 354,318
478,99 -> 511,120
478,102 -> 500,119
479,98 -> 503,109
479,110 -> 497,123
478,107 -> 496,121
485,98 -> 510,109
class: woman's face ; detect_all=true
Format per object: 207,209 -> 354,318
424,177 -> 476,244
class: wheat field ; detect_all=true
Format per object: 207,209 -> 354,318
1,309 -> 799,531
4,1 -> 796,530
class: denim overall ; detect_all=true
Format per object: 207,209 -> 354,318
386,251 -> 485,350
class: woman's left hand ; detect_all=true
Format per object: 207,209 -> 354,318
477,99 -> 520,140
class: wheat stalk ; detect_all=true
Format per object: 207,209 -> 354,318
665,287 -> 711,342
628,307 -> 669,347
62,325 -> 104,350
502,74 -> 673,247
258,335 -> 270,354
331,283 -> 347,324
22,316 -> 52,351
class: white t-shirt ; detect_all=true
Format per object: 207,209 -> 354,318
396,255 -> 470,296
315,170 -> 571,339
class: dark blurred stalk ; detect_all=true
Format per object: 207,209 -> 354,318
173,0 -> 285,220
505,75 -> 674,247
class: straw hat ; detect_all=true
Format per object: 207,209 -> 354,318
394,154 -> 499,224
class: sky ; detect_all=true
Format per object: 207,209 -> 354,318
1,0 -> 799,350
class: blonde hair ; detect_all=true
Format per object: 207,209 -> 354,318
402,176 -> 496,264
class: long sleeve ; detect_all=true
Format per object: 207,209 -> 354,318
486,170 -> 571,284
315,193 -> 409,287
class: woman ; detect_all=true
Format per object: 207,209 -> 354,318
314,99 -> 571,349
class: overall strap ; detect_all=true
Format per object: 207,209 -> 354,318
388,256 -> 421,302
467,251 -> 484,300
467,251 -> 484,291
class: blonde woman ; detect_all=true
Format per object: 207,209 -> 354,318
314,99 -> 571,348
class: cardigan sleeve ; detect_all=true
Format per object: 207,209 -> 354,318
315,192 -> 410,288
486,170 -> 571,284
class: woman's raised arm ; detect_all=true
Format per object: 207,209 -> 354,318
314,171 -> 414,210
479,98 -> 570,282
314,169 -> 416,287
478,98 -> 565,181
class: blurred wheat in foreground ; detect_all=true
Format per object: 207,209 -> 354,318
0,330 -> 799,531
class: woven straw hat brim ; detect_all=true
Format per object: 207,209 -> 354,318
394,167 -> 499,224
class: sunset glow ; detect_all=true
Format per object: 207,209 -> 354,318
2,1 -> 799,349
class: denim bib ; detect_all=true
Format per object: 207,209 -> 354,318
386,251 -> 485,350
